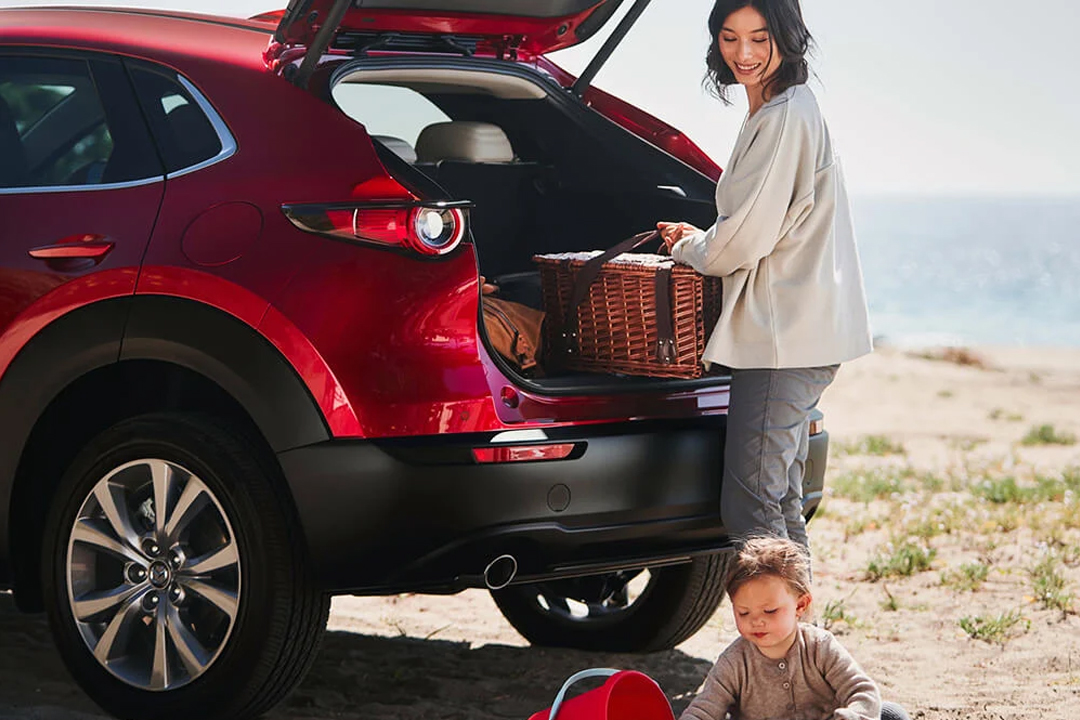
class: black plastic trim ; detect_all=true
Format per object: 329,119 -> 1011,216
277,420 -> 829,593
120,296 -> 330,453
0,299 -> 129,585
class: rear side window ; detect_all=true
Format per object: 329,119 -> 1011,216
129,64 -> 224,174
0,56 -> 114,188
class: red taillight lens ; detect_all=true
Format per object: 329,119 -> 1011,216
472,444 -> 577,464
283,202 -> 468,256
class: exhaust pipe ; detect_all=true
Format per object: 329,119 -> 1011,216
483,554 -> 518,590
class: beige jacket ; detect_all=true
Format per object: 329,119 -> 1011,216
678,624 -> 881,720
672,85 -> 873,369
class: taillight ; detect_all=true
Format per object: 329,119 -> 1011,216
282,202 -> 469,256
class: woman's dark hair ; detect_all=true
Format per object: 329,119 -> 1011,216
705,0 -> 813,105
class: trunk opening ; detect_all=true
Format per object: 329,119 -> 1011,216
329,57 -> 727,393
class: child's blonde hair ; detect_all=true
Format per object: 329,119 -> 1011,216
725,536 -> 812,600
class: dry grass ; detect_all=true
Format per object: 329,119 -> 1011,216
911,346 -> 993,369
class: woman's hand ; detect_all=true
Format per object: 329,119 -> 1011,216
657,221 -> 702,254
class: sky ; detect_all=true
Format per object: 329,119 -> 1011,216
3,0 -> 1078,197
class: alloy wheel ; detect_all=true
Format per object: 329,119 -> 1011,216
65,458 -> 241,691
526,569 -> 653,624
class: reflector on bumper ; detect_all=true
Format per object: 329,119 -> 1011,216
472,444 -> 576,464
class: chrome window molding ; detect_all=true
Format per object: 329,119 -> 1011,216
165,74 -> 237,180
0,175 -> 165,195
0,73 -> 235,193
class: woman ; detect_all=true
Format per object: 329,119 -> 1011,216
659,0 -> 873,552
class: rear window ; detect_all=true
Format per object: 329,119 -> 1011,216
332,82 -> 449,149
129,65 -> 223,174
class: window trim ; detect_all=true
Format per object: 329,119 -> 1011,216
0,174 -> 164,195
163,74 -> 237,180
0,49 -> 165,192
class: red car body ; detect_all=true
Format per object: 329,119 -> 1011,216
0,3 -> 828,718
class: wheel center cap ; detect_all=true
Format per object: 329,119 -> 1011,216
149,561 -> 171,589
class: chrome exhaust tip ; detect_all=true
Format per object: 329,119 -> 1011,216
483,554 -> 518,590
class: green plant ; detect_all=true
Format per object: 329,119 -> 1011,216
831,467 -> 912,503
916,473 -> 947,493
820,598 -> 858,631
959,610 -> 1029,644
866,541 -> 937,581
835,435 -> 907,457
902,499 -> 973,540
973,473 -> 1077,505
880,584 -> 899,612
1021,424 -> 1077,447
1031,554 -> 1076,615
940,561 -> 990,592
937,389 -> 954,399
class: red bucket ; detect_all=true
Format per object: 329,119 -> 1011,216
529,668 -> 675,720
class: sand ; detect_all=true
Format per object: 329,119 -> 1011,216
2,343 -> 1078,719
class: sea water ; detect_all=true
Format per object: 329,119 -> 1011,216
851,195 -> 1080,348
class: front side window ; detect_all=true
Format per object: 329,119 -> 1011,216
0,56 -> 115,188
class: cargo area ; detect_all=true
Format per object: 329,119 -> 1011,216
331,58 -> 729,391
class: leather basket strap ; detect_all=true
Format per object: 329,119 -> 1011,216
654,267 -> 676,364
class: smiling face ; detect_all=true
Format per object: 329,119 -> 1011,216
718,5 -> 782,93
730,574 -> 810,659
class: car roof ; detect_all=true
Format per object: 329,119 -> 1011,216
0,7 -> 272,73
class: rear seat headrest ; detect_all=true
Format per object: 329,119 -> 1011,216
372,134 -> 417,165
415,121 -> 515,164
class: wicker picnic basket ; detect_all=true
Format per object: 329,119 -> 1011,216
534,231 -> 722,379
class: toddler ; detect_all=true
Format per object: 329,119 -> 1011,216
679,537 -> 909,720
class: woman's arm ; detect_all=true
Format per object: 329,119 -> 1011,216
671,102 -> 815,277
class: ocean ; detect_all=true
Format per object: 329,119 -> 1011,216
850,195 -> 1080,349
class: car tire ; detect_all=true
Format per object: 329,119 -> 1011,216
41,412 -> 330,720
491,552 -> 731,653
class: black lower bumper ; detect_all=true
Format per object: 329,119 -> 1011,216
277,417 -> 828,594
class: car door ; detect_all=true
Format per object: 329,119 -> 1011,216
0,51 -> 164,359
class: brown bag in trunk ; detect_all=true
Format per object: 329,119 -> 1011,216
483,295 -> 545,374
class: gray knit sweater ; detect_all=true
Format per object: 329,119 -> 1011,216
679,624 -> 881,720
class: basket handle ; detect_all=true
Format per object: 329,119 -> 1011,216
546,668 -> 622,720
566,230 -> 662,316
561,230 -> 677,364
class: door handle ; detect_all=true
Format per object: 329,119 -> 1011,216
29,234 -> 115,267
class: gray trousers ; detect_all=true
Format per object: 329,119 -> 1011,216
720,365 -> 839,549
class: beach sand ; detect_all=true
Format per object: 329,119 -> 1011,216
2,343 -> 1078,719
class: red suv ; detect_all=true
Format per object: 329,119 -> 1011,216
0,2 -> 829,719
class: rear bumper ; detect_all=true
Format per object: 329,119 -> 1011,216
277,417 -> 829,594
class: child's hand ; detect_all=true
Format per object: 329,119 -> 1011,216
656,221 -> 701,254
